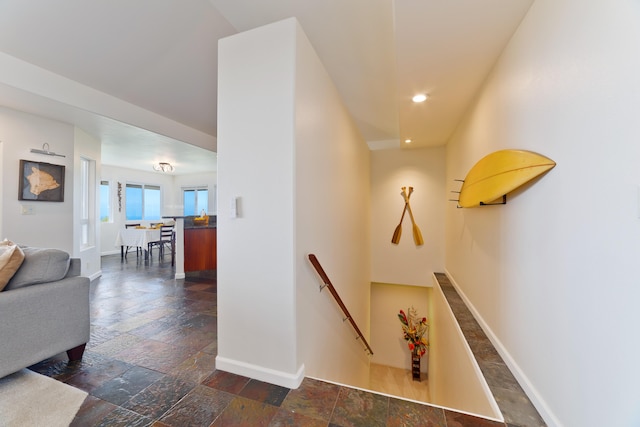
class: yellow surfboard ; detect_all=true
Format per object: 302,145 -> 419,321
458,149 -> 555,208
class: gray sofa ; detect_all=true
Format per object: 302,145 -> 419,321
0,249 -> 90,378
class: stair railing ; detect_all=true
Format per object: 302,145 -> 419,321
308,254 -> 373,356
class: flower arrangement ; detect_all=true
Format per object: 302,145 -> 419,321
398,306 -> 429,358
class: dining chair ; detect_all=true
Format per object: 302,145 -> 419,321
124,223 -> 141,258
148,225 -> 175,266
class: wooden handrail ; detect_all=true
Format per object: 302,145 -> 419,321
308,254 -> 373,355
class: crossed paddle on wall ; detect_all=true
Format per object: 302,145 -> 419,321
391,186 -> 424,246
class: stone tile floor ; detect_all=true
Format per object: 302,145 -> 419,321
29,255 -> 510,426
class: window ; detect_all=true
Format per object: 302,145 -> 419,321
126,183 -> 161,220
183,187 -> 209,216
100,180 -> 110,222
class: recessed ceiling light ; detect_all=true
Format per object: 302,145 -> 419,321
404,139 -> 412,144
412,94 -> 428,103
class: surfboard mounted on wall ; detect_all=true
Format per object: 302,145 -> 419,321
454,149 -> 556,208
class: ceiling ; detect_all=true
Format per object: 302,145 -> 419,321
0,0 -> 533,173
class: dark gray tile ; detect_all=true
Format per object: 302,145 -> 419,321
492,387 -> 545,427
94,406 -> 153,427
91,366 -> 164,406
478,361 -> 522,393
123,375 -> 194,419
158,385 -> 233,426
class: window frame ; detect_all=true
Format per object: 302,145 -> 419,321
80,157 -> 96,249
182,186 -> 209,216
100,180 -> 111,223
125,182 -> 162,221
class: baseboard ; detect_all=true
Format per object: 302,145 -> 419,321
443,268 -> 562,427
175,273 -> 185,279
215,355 -> 305,389
100,250 -> 120,256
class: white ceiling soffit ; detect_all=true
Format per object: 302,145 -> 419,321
0,79 -> 217,174
212,0 -> 533,149
0,0 -> 235,138
210,0 -> 400,145
393,0 -> 534,149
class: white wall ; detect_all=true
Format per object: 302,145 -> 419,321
217,18 -> 301,387
371,147 -> 446,286
294,20 -> 371,388
445,0 -> 640,426
217,18 -> 371,389
0,107 -> 74,252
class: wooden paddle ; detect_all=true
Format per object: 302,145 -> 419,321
403,187 -> 424,246
391,187 -> 409,244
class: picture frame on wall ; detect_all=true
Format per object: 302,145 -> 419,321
18,159 -> 65,202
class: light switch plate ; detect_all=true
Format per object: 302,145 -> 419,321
230,197 -> 238,218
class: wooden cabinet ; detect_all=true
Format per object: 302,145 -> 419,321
184,227 -> 217,272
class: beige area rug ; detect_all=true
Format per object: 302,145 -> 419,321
0,369 -> 87,427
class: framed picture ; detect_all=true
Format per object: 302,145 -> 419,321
18,159 -> 65,202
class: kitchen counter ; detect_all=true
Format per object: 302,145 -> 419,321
184,226 -> 216,271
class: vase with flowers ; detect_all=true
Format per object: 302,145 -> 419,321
398,306 -> 429,381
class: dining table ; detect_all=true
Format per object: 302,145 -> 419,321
115,227 -> 161,260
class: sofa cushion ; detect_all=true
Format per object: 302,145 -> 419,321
0,240 -> 25,291
5,247 -> 70,291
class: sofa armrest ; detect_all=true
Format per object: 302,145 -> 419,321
65,258 -> 81,278
0,275 -> 90,378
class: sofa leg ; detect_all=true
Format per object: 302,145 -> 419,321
67,344 -> 86,361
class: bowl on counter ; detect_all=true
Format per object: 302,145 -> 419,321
193,216 -> 208,226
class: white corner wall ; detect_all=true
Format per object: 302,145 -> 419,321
217,17 -> 371,389
445,0 -> 640,426
216,18 -> 301,388
371,147 -> 446,286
